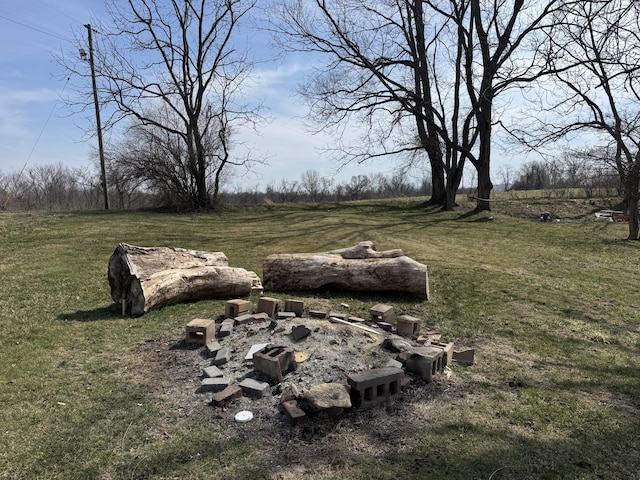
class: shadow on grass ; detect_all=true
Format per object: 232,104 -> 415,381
57,303 -> 123,322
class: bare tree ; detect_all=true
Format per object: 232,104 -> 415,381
272,0 -> 564,211
520,1 -> 640,238
271,0 -> 470,210
63,0 -> 262,210
300,169 -> 333,202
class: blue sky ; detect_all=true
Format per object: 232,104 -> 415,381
0,0 -> 389,189
1,0 -> 537,192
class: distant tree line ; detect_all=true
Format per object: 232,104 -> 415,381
0,153 -> 622,211
0,164 -> 431,211
501,153 -> 620,197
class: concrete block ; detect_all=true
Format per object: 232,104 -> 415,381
347,367 -> 403,407
203,365 -> 224,378
276,311 -> 297,320
281,400 -> 307,425
308,310 -> 327,319
284,300 -> 304,317
328,312 -> 348,320
214,347 -> 232,366
185,318 -> 216,346
225,299 -> 251,318
431,342 -> 454,366
217,318 -> 235,338
257,297 -> 280,317
238,378 -> 270,398
211,384 -> 242,407
199,376 -> 231,393
206,340 -> 222,357
370,304 -> 395,324
234,313 -> 255,325
253,345 -> 296,382
396,315 -> 421,337
402,346 -> 445,382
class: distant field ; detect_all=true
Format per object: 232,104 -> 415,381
1,196 -> 638,480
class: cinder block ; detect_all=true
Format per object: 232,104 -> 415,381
185,318 -> 216,346
431,342 -> 454,366
238,378 -> 270,398
253,345 -> 296,382
308,310 -> 327,319
257,297 -> 280,317
276,311 -> 296,320
199,377 -> 231,393
203,365 -> 224,378
225,299 -> 251,318
347,367 -> 403,408
281,400 -> 307,425
206,340 -> 222,357
402,346 -> 445,382
211,384 -> 242,407
214,347 -> 232,366
217,318 -> 235,338
396,315 -> 421,337
234,313 -> 255,325
329,312 -> 348,320
284,300 -> 304,317
370,304 -> 395,324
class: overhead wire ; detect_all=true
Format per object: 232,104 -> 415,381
2,77 -> 71,210
0,12 -> 69,42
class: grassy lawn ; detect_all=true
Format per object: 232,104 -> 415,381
1,197 -> 638,479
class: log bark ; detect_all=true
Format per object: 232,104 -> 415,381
108,243 -> 262,316
263,241 -> 429,300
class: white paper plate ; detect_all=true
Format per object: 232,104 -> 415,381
234,410 -> 253,423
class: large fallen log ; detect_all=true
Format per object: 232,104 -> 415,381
263,241 -> 429,300
108,243 -> 262,316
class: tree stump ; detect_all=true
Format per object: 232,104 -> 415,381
108,243 -> 262,316
263,241 -> 429,300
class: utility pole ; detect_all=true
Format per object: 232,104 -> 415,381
84,23 -> 109,210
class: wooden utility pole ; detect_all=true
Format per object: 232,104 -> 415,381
85,23 -> 109,210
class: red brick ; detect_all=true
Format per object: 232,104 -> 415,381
211,385 -> 242,407
281,400 -> 307,425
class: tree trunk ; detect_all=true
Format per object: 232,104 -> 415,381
626,167 -> 640,240
263,241 -> 429,300
474,119 -> 494,211
108,243 -> 262,316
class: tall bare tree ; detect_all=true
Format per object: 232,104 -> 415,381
272,0 -> 564,211
517,1 -> 640,238
272,0 -> 471,210
65,0 -> 261,210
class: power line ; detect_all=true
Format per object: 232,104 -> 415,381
0,12 -> 69,42
3,77 -> 71,210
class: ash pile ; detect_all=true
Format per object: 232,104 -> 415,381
184,297 -> 475,425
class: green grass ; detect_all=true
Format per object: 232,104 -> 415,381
1,198 -> 639,479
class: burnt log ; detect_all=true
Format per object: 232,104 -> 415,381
108,243 -> 262,316
263,241 -> 429,300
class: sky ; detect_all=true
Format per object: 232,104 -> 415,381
0,0 -> 529,192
